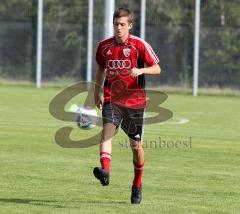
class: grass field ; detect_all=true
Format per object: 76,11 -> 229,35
0,84 -> 240,213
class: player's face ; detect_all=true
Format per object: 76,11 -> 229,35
113,16 -> 132,42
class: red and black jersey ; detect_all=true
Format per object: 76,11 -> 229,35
96,35 -> 159,109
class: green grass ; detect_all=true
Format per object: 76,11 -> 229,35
0,85 -> 240,213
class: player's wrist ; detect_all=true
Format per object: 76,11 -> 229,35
140,68 -> 145,74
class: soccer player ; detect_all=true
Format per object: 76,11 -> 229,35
93,7 -> 160,204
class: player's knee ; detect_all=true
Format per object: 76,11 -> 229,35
101,133 -> 112,143
130,141 -> 143,151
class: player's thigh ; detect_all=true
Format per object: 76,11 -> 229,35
121,108 -> 144,142
101,102 -> 122,141
101,123 -> 118,142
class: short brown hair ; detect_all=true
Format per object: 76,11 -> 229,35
113,7 -> 133,24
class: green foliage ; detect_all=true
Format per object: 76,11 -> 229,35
199,0 -> 240,87
0,0 -> 34,21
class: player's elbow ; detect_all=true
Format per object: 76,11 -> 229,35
155,64 -> 161,74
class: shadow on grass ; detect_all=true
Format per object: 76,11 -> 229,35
0,198 -> 65,208
0,198 -> 129,208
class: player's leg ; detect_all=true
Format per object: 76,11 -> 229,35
130,137 -> 145,189
93,102 -> 121,186
130,139 -> 144,163
121,107 -> 145,203
99,123 -> 116,173
130,139 -> 144,204
93,123 -> 116,186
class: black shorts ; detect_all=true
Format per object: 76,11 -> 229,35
102,102 -> 144,141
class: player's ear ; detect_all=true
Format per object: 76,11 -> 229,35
129,23 -> 133,30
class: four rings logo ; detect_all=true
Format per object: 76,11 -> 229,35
107,59 -> 131,69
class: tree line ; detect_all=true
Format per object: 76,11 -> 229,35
0,0 -> 239,88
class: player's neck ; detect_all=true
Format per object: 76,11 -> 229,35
115,34 -> 129,43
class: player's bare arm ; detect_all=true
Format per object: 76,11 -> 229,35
130,64 -> 161,77
94,66 -> 105,110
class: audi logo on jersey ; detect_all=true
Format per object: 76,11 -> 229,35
107,59 -> 131,70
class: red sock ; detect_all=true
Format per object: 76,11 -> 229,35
100,152 -> 111,173
133,161 -> 144,188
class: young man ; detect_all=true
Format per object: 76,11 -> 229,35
93,7 -> 160,204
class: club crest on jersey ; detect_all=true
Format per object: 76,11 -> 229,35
123,48 -> 131,57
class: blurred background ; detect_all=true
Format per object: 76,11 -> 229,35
0,0 -> 239,91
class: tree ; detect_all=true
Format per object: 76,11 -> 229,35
0,0 -> 239,88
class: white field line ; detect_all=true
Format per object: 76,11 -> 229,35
157,117 -> 190,125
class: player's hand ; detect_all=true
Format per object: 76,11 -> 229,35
95,97 -> 103,110
129,68 -> 144,77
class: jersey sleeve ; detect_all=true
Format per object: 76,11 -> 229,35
96,43 -> 106,68
138,40 -> 160,67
